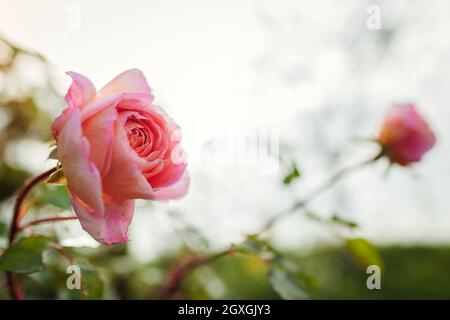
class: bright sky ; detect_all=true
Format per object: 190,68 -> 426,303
1,0 -> 450,260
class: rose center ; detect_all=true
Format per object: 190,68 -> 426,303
125,119 -> 154,156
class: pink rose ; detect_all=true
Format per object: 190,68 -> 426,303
378,104 -> 436,166
51,69 -> 189,244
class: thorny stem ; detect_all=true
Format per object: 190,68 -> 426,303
7,166 -> 57,300
157,251 -> 230,300
159,153 -> 382,299
261,153 -> 382,232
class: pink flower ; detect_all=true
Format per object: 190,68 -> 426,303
378,104 -> 436,166
51,69 -> 189,244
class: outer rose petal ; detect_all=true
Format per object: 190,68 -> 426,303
51,73 -> 97,139
152,171 -> 190,200
102,120 -> 155,199
81,93 -> 123,121
70,194 -> 134,244
81,101 -> 119,175
98,68 -> 153,98
65,71 -> 96,109
51,106 -> 70,139
57,108 -> 104,213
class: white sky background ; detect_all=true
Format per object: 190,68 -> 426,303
1,0 -> 450,260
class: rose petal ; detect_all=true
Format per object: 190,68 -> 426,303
52,72 -> 98,139
51,106 -> 70,139
152,171 -> 190,200
115,92 -> 155,110
70,194 -> 134,244
117,98 -> 178,132
65,71 -> 97,109
81,93 -> 123,121
149,160 -> 187,189
98,69 -> 153,98
57,108 -> 104,213
102,120 -> 155,199
82,102 -> 119,176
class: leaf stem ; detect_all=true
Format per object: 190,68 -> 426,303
17,216 -> 78,232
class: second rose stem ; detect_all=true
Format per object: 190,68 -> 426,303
159,153 -> 382,299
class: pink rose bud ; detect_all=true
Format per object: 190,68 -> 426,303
378,104 -> 436,166
51,69 -> 189,244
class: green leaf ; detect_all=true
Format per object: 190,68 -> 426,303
331,214 -> 358,228
0,236 -> 52,273
81,267 -> 104,299
345,238 -> 383,270
0,222 -> 7,237
283,163 -> 301,184
268,264 -> 309,300
61,260 -> 104,300
34,184 -> 71,210
235,239 -> 264,255
234,237 -> 275,260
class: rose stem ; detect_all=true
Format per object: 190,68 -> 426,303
158,153 -> 383,299
157,251 -> 229,300
261,153 -> 383,232
7,166 -> 57,300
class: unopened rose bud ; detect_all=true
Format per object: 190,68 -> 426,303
378,104 -> 436,166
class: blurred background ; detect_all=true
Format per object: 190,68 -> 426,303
1,0 -> 450,299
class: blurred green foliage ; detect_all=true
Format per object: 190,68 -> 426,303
33,184 -> 71,210
0,236 -> 52,273
2,243 -> 450,299
0,35 -> 60,201
173,245 -> 450,300
345,238 -> 384,270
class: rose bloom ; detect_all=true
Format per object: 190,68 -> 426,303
378,104 -> 436,166
51,69 -> 188,244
